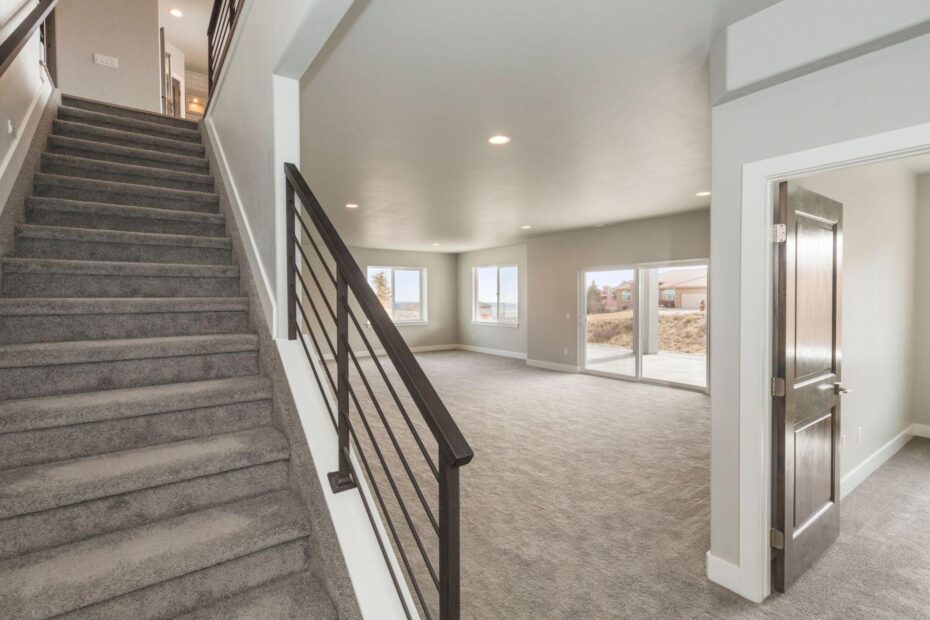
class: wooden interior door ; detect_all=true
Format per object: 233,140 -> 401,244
772,181 -> 845,592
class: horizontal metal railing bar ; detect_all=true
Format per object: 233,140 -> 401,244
285,164 -> 473,468
294,275 -> 337,358
294,296 -> 337,392
347,309 -> 440,480
344,418 -> 435,618
291,222 -> 440,482
290,203 -> 338,286
292,231 -> 337,321
347,347 -> 440,534
346,383 -> 441,589
347,442 -> 415,620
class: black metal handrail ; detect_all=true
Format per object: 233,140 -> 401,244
284,163 -> 472,620
207,0 -> 244,97
0,0 -> 58,80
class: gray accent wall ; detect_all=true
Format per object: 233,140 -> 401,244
349,247 -> 458,350
526,209 -> 710,368
456,244 -> 528,357
55,0 -> 161,112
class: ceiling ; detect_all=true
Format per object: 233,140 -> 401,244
158,0 -> 213,74
300,0 -> 782,253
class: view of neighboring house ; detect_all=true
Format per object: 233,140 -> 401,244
2,1 -> 930,619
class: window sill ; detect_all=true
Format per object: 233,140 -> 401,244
366,321 -> 430,327
471,321 -> 519,328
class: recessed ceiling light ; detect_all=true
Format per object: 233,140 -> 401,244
695,191 -> 711,197
345,203 -> 359,209
431,243 -> 440,246
170,8 -> 183,17
488,135 -> 511,145
521,225 -> 532,230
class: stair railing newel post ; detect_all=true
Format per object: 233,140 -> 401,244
286,183 -> 297,340
438,451 -> 461,620
328,266 -> 357,493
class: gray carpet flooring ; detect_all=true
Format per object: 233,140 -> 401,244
350,350 -> 930,619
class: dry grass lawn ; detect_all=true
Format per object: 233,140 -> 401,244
586,310 -> 706,354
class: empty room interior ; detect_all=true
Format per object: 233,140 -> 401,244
2,0 -> 930,618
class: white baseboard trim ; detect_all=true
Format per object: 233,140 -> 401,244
912,423 -> 930,439
706,551 -> 742,596
840,424 -> 918,500
202,118 -> 277,331
526,358 -> 581,373
0,79 -> 52,215
458,344 -> 527,360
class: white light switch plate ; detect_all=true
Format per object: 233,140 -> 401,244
94,53 -> 119,69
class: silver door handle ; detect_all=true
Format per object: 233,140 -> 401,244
833,382 -> 852,395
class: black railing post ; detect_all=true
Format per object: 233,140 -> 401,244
438,454 -> 461,620
286,182 -> 297,340
328,267 -> 357,493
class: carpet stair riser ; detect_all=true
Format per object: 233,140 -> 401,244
2,271 -> 239,298
0,492 -> 307,620
58,107 -> 201,144
0,350 -> 258,400
61,96 -> 200,131
26,202 -> 226,237
59,540 -> 309,620
34,175 -> 219,213
46,136 -> 210,174
41,157 -> 214,193
0,461 -> 288,561
53,120 -> 205,158
15,235 -> 232,266
0,399 -> 272,469
0,309 -> 249,344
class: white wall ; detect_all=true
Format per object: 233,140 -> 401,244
0,1 -> 49,219
526,209 -> 709,368
797,164 -> 917,480
710,4 -> 930,600
457,244 -> 527,357
350,247 -> 458,349
207,0 -> 353,332
55,0 -> 161,111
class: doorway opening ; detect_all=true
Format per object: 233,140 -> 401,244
744,146 -> 930,605
581,261 -> 709,391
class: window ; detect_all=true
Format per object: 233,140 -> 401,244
474,265 -> 518,324
367,266 -> 427,323
661,289 -> 676,301
621,290 -> 632,302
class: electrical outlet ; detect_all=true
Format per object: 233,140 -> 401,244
94,53 -> 119,69
471,334 -> 476,341
563,348 -> 569,356
6,119 -> 14,138
565,312 -> 571,320
857,427 -> 863,444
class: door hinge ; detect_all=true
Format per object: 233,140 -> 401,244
770,528 -> 785,550
771,377 -> 786,397
772,223 -> 787,243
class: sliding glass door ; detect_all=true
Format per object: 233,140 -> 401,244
640,263 -> 707,389
582,268 -> 636,378
580,261 -> 708,391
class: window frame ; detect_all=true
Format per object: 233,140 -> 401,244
366,265 -> 429,325
472,264 -> 519,327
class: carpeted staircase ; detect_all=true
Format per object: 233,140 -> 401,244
0,96 -> 339,619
